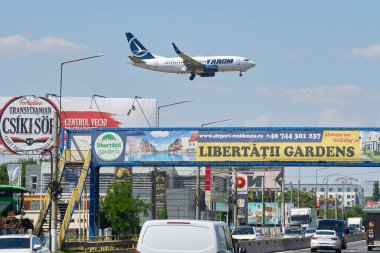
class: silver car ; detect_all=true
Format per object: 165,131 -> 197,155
310,230 -> 341,253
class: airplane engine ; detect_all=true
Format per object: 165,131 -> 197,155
203,65 -> 218,73
199,73 -> 216,77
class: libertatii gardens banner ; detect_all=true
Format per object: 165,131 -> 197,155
0,96 -> 157,155
91,129 -> 380,164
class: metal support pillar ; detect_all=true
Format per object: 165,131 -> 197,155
233,168 -> 237,227
89,163 -> 99,238
151,167 -> 157,219
195,166 -> 201,220
51,111 -> 59,253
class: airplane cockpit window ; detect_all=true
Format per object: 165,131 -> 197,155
244,59 -> 249,61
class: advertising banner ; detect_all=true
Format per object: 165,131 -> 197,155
117,129 -> 369,163
92,131 -> 127,162
248,202 -> 280,225
0,96 -> 157,155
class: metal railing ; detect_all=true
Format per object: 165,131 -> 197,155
33,150 -> 70,236
57,150 -> 91,250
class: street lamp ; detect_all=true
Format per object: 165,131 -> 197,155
315,167 -> 330,208
53,54 -> 103,252
323,173 -> 340,219
59,54 -> 104,112
157,99 -> 194,127
201,118 -> 232,127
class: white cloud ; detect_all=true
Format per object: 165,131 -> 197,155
352,44 -> 380,59
0,35 -> 87,56
317,108 -> 365,127
279,84 -> 362,105
244,115 -> 270,127
150,131 -> 169,138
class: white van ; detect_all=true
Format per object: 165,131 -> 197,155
136,220 -> 234,253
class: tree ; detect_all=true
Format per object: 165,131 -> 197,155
157,202 -> 168,219
0,158 -> 37,186
100,180 -> 150,235
373,181 -> 379,201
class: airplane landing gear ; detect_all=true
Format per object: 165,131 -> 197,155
239,71 -> 243,77
189,73 -> 196,80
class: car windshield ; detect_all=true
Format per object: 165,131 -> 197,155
351,224 -> 359,228
305,229 -> 316,233
317,220 -> 343,232
233,227 -> 254,235
316,231 -> 335,235
285,228 -> 302,234
0,238 -> 29,249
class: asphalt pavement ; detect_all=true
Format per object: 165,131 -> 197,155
278,240 -> 377,253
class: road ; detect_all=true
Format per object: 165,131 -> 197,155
278,240 -> 379,253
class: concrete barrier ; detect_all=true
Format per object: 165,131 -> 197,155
237,233 -> 366,253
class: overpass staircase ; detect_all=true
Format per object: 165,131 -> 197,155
33,150 -> 91,251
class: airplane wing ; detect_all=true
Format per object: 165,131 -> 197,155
172,43 -> 204,71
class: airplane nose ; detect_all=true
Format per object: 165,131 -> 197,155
250,61 -> 256,68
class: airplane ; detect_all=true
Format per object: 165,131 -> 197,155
126,32 -> 256,80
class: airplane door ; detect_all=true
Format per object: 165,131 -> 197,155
236,58 -> 241,65
154,60 -> 158,68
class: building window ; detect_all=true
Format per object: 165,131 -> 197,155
354,188 -> 358,192
329,195 -> 333,198
347,195 -> 351,199
321,188 -> 325,192
338,188 -> 342,192
338,195 -> 342,199
329,188 -> 333,192
320,195 -> 324,198
303,188 -> 307,192
30,175 -> 37,189
347,188 -> 351,192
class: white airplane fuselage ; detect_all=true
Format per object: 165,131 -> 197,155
132,56 -> 255,74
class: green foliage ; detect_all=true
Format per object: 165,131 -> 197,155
157,202 -> 168,219
283,189 -> 315,208
344,205 -> 366,221
373,181 -> 379,201
100,180 -> 150,235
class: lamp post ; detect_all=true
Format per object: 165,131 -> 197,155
157,99 -> 194,127
324,173 -> 340,219
53,54 -> 103,253
201,118 -> 232,127
315,167 -> 330,208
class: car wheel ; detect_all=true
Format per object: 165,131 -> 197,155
368,246 -> 373,251
336,249 -> 341,253
310,248 -> 316,252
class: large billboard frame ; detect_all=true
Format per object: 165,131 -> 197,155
66,126 -> 380,167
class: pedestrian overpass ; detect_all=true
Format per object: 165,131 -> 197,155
40,127 -> 380,249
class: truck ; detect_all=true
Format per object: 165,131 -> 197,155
367,212 -> 380,251
347,217 -> 364,232
288,208 -> 317,229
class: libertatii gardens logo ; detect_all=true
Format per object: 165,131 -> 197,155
0,96 -> 58,155
94,132 -> 124,161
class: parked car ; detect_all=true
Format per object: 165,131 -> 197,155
0,234 -> 50,253
283,227 -> 305,238
310,229 -> 342,253
231,225 -> 257,241
136,220 -> 234,253
305,228 -> 316,237
346,225 -> 357,234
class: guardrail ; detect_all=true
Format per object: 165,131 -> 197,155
236,232 -> 366,253
64,235 -> 138,252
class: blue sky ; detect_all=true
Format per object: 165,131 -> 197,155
1,1 -> 380,184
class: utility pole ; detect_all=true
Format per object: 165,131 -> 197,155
281,178 -> 285,233
195,166 -> 201,220
298,167 -> 300,208
261,172 -> 265,232
233,168 -> 238,228
51,111 -> 59,253
151,167 -> 157,219
335,193 -> 338,219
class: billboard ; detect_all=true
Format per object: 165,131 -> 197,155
0,96 -> 157,155
88,128 -> 374,164
248,202 -> 280,225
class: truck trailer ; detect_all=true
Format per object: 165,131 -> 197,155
367,212 -> 380,251
289,208 -> 317,229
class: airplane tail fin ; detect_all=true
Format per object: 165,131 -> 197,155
125,33 -> 155,60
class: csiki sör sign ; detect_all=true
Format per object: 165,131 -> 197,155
0,96 -> 58,155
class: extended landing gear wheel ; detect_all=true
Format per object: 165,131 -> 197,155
239,71 -> 243,77
189,73 -> 196,80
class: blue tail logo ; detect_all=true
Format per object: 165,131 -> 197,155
126,33 -> 155,60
